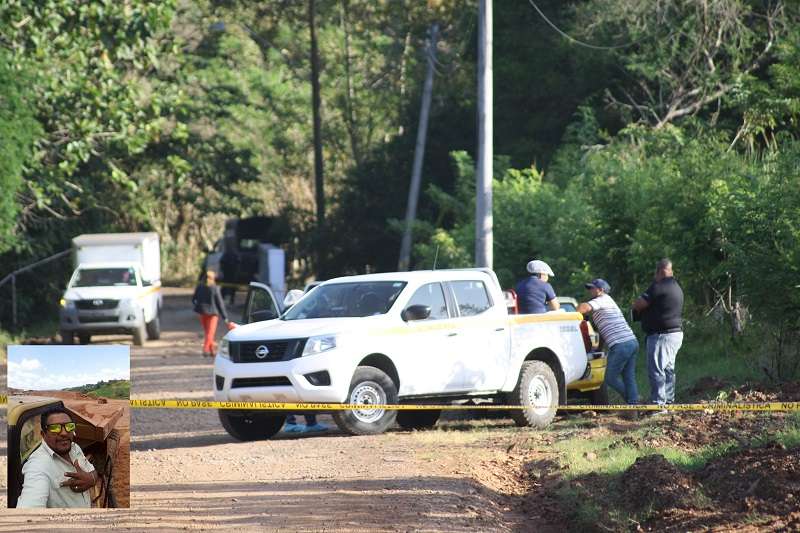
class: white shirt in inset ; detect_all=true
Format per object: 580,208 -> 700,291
17,439 -> 96,508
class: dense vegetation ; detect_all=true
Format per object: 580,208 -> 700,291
1,0 -> 798,378
65,379 -> 130,400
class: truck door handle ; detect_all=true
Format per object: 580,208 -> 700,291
495,327 -> 505,331
447,332 -> 458,337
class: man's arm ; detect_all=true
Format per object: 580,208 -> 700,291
631,297 -> 649,312
17,470 -> 50,508
632,284 -> 655,312
214,287 -> 229,322
577,302 -> 592,315
545,284 -> 559,310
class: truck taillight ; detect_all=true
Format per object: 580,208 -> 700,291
503,289 -> 518,315
579,321 -> 592,353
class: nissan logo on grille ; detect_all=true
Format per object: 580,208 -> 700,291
93,299 -> 104,306
255,345 -> 270,359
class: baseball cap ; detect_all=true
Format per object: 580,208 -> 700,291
585,278 -> 611,292
526,260 -> 555,277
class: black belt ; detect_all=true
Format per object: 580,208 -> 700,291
648,328 -> 682,335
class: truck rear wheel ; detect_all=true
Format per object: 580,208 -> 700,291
133,323 -> 146,346
146,315 -> 161,340
396,409 -> 440,430
61,331 -> 74,345
218,410 -> 285,441
78,333 -> 91,345
509,360 -> 559,428
333,366 -> 398,436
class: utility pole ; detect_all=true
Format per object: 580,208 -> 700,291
308,0 -> 325,275
398,23 -> 439,272
475,0 -> 493,268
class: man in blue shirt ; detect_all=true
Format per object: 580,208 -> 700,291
515,260 -> 560,314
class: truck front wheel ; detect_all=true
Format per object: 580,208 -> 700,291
218,410 -> 285,441
333,366 -> 398,436
146,315 -> 161,340
133,322 -> 146,346
509,360 -> 559,428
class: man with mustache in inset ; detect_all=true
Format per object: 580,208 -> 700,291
17,406 -> 97,508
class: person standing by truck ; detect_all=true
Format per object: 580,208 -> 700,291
577,279 -> 639,407
632,258 -> 684,410
192,271 -> 230,357
515,260 -> 560,314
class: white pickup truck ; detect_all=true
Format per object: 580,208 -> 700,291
213,268 -> 605,440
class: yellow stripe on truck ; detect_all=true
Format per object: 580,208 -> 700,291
508,312 -> 584,325
136,285 -> 161,299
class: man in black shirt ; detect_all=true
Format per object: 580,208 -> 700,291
632,259 -> 684,410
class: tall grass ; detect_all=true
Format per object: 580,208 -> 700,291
607,315 -> 765,406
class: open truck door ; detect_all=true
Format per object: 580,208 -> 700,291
242,282 -> 281,324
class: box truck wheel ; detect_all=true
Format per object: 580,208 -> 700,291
146,315 -> 161,340
218,410 -> 284,441
78,333 -> 91,345
333,366 -> 398,436
133,323 -> 146,346
509,360 -> 559,429
60,331 -> 74,345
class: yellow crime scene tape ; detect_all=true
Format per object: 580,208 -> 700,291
1,395 -> 797,412
132,399 -> 800,412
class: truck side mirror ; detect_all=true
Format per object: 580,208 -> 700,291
401,304 -> 431,322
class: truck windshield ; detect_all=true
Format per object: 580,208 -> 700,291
282,281 -> 406,320
72,268 -> 138,287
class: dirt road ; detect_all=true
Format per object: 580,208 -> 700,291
0,288 -> 545,531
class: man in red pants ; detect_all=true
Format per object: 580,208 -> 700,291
192,271 -> 230,357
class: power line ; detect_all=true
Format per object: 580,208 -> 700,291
527,0 -> 655,51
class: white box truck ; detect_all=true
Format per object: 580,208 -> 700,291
59,233 -> 162,346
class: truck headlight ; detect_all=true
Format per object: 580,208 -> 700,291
218,338 -> 230,360
60,299 -> 76,310
119,298 -> 134,309
302,335 -> 336,356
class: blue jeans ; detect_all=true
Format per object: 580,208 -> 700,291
605,338 -> 639,404
646,332 -> 684,405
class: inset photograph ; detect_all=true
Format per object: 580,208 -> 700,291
6,345 -> 130,508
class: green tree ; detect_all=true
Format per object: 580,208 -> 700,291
571,0 -> 791,129
0,50 -> 40,253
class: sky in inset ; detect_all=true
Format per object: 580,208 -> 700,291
7,345 -> 130,391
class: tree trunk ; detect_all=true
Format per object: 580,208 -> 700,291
398,23 -> 438,271
340,0 -> 361,166
308,0 -> 325,276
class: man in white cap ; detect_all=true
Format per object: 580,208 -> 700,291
514,260 -> 560,314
